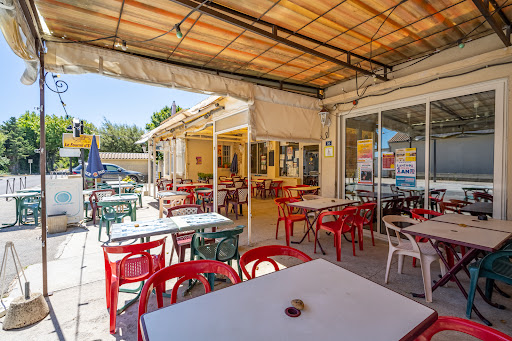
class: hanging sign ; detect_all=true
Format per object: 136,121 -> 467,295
60,148 -> 81,157
62,134 -> 101,149
382,152 -> 395,170
395,148 -> 416,187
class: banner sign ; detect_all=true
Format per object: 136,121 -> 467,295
395,148 -> 416,187
357,162 -> 373,184
46,178 -> 84,224
60,148 -> 81,157
357,139 -> 373,184
62,134 -> 101,149
357,139 -> 373,162
382,152 -> 395,170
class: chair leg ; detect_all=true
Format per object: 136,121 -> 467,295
284,220 -> 291,247
275,219 -> 280,239
335,233 -> 341,262
485,278 -> 495,301
369,221 -> 375,246
109,280 -> 119,334
351,230 -> 356,256
384,249 -> 394,284
398,255 -> 405,274
314,228 -> 319,254
98,220 -> 103,241
155,284 -> 164,308
419,258 -> 433,303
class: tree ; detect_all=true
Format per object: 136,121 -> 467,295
0,117 -> 33,174
0,132 -> 10,172
98,119 -> 145,153
146,104 -> 182,131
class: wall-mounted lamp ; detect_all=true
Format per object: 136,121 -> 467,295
318,107 -> 331,127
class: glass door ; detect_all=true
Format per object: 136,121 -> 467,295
303,145 -> 319,185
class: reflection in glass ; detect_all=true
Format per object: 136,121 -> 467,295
429,91 -> 495,214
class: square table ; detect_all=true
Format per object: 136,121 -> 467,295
0,191 -> 41,227
287,198 -> 358,254
140,259 -> 437,341
110,212 -> 233,242
431,213 -> 512,233
403,218 -> 512,325
156,190 -> 189,218
460,202 -> 493,216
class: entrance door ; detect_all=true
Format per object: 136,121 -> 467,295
303,145 -> 319,185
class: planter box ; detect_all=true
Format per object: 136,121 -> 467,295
47,214 -> 68,234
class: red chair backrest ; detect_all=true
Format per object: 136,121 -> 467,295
138,260 -> 241,341
240,245 -> 312,280
102,237 -> 166,283
317,207 -> 357,231
474,191 -> 493,202
274,197 -> 297,218
415,316 -> 512,340
166,204 -> 203,217
353,202 -> 376,225
410,208 -> 442,221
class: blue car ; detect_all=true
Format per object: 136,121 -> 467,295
72,163 -> 145,183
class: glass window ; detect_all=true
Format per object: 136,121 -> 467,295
429,90 -> 495,209
250,142 -> 267,174
222,145 -> 231,166
105,165 -> 118,171
279,142 -> 300,177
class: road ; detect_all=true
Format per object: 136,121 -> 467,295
0,175 -> 71,292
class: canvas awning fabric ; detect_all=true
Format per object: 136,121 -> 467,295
0,0 -> 39,84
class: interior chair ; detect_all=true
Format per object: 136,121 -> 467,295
354,189 -> 373,203
227,187 -> 249,220
402,195 -> 421,217
190,225 -> 245,288
257,179 -> 272,199
240,245 -> 312,280
473,191 -> 494,202
382,197 -> 405,216
137,260 -> 241,341
429,189 -> 446,211
315,207 -> 357,261
466,242 -> 512,318
415,316 -> 512,341
382,215 -> 446,303
274,198 -> 307,246
351,202 -> 377,250
439,201 -> 462,214
166,204 -> 215,263
90,189 -> 115,225
204,189 -> 228,216
269,180 -> 283,198
102,237 -> 166,335
410,208 -> 442,221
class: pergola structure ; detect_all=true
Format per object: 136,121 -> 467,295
2,0 -> 511,297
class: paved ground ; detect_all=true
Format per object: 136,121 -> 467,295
0,193 -> 510,340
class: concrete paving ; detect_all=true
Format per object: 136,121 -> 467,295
0,194 -> 510,340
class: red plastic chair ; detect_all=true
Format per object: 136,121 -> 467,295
410,208 -> 442,221
351,203 -> 377,250
429,189 -> 446,211
240,245 -> 312,280
137,260 -> 241,341
102,237 -> 166,334
415,316 -> 512,340
274,198 -> 307,246
177,186 -> 195,204
474,191 -> 494,202
315,207 -> 357,261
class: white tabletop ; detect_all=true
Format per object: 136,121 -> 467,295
287,197 -> 357,211
106,180 -> 131,185
403,220 -> 512,252
431,214 -> 512,233
110,212 -> 233,242
140,259 -> 436,341
0,192 -> 40,199
176,183 -> 205,187
288,186 -> 320,192
156,191 -> 189,198
99,194 -> 139,203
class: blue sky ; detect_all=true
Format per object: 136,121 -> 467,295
0,38 -> 208,129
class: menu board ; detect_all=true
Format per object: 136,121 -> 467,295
382,152 -> 395,170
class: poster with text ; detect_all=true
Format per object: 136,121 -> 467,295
46,178 -> 83,224
382,152 -> 395,170
357,139 -> 373,162
357,162 -> 373,184
395,148 -> 416,187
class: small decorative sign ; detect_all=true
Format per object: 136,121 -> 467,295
196,156 -> 202,165
324,146 -> 334,157
326,140 -> 332,146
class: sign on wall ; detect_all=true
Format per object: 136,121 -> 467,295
395,148 -> 417,187
357,139 -> 373,184
62,134 -> 101,149
46,178 -> 84,224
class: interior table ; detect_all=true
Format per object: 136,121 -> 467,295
156,190 -> 189,218
0,191 -> 41,227
403,219 -> 512,325
287,198 -> 357,254
110,212 -> 233,242
460,202 -> 493,216
140,259 -> 437,341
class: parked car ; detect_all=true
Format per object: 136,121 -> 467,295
72,163 -> 145,183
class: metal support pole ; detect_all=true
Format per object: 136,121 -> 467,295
172,138 -> 177,191
147,142 -> 151,195
152,138 -> 157,198
433,139 -> 437,183
247,127 -> 251,245
68,157 -> 72,174
39,43 -> 48,297
80,149 -> 85,189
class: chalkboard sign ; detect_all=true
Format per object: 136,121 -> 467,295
269,151 -> 274,166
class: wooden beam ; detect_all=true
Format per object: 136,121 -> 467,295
168,0 -> 387,81
471,0 -> 511,47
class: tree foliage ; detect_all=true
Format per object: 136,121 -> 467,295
0,117 -> 33,174
98,119 -> 145,153
145,104 -> 182,131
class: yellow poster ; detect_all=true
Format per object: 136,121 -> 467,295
62,134 -> 101,149
357,139 -> 373,162
396,148 -> 416,162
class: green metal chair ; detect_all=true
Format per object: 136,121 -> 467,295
193,187 -> 212,206
99,201 -> 133,241
190,225 -> 245,289
125,181 -> 144,207
98,183 -> 112,190
117,193 -> 138,221
20,194 -> 41,225
466,241 -> 512,318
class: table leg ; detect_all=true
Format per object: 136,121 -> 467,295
1,197 -> 20,228
159,198 -> 163,218
291,211 -> 326,255
412,242 -> 493,326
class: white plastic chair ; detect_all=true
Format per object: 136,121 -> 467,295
382,215 -> 446,303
